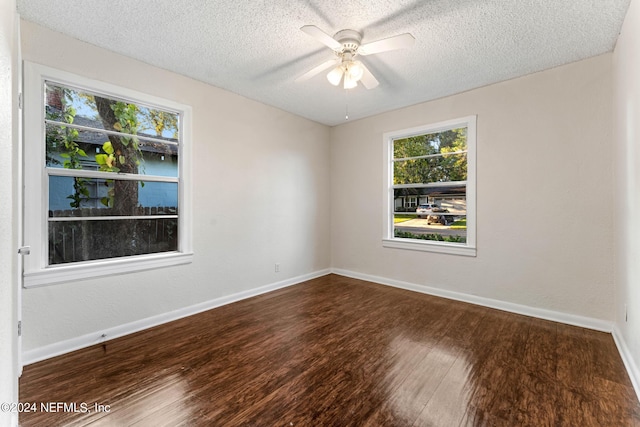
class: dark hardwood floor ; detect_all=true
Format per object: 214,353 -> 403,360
19,274 -> 640,426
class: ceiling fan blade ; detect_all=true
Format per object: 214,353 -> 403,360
359,63 -> 379,89
358,33 -> 415,56
301,25 -> 343,51
294,58 -> 340,83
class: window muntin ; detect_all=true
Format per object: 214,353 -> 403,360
23,62 -> 193,286
383,116 -> 476,256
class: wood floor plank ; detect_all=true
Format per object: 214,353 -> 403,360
18,274 -> 640,426
366,339 -> 460,426
412,345 -> 470,427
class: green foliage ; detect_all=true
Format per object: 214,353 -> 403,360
394,229 -> 466,243
45,90 -> 90,208
393,128 -> 467,185
104,101 -> 145,173
93,97 -> 148,210
55,107 -> 85,169
94,141 -> 120,208
66,177 -> 90,209
100,179 -> 116,208
95,141 -> 120,173
54,85 -> 178,139
111,102 -> 139,147
139,108 -> 179,138
95,101 -> 147,207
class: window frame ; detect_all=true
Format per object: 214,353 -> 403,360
382,115 -> 477,257
23,62 -> 193,287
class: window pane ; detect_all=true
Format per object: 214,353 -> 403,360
46,82 -> 98,124
49,176 -> 178,214
45,123 -> 178,176
45,82 -> 180,143
49,218 -> 178,265
393,186 -> 467,243
393,128 -> 467,159
393,153 -> 467,185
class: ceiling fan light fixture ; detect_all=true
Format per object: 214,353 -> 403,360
347,60 -> 364,82
327,66 -> 344,86
343,72 -> 358,89
297,25 -> 414,91
329,59 -> 363,89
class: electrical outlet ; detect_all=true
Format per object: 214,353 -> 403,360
275,263 -> 280,273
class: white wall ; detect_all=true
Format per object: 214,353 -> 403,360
613,0 -> 640,394
0,0 -> 18,425
331,54 -> 614,322
20,21 -> 331,355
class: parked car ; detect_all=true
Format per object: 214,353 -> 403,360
416,203 -> 439,218
416,203 -> 451,225
427,213 -> 450,225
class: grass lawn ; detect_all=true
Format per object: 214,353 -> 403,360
394,215 -> 467,228
394,214 -> 416,224
450,218 -> 467,229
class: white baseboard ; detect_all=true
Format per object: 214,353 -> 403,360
612,325 -> 640,402
23,267 -> 622,371
331,268 -> 613,332
22,268 -> 331,365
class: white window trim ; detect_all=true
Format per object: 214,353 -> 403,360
382,115 -> 477,257
22,62 -> 193,287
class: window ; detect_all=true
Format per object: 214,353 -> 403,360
383,116 -> 476,256
23,62 -> 193,287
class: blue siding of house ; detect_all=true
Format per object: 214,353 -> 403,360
49,158 -> 178,211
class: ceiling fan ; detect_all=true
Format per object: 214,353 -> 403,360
295,25 -> 415,90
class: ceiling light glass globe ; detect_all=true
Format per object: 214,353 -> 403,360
349,61 -> 364,81
343,73 -> 357,89
327,66 -> 344,86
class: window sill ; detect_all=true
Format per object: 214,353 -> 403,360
382,238 -> 476,257
23,252 -> 194,288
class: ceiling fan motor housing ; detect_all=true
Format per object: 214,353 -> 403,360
333,29 -> 362,53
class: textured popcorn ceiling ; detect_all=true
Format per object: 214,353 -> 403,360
17,0 -> 630,126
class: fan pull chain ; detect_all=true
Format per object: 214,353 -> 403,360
345,89 -> 349,120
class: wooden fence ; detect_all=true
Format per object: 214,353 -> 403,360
48,207 -> 178,264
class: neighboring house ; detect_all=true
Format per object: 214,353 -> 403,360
394,184 -> 466,213
46,106 -> 179,211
